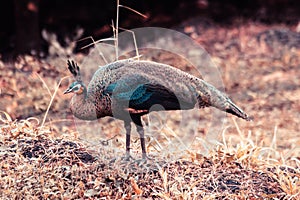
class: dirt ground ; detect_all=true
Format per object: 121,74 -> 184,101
0,19 -> 299,199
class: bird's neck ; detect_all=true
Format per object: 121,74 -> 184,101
69,90 -> 111,120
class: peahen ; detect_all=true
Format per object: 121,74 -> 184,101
64,59 -> 251,159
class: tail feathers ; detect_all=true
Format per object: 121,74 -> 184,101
225,100 -> 252,121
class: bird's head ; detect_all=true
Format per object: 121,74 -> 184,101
64,81 -> 85,95
64,60 -> 86,95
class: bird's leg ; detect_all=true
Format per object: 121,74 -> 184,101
136,125 -> 147,159
124,121 -> 133,160
132,115 -> 152,160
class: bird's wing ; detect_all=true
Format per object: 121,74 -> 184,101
103,74 -> 195,111
103,74 -> 150,101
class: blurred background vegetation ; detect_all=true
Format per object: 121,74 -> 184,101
0,0 -> 299,59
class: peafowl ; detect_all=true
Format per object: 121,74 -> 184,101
64,59 -> 251,159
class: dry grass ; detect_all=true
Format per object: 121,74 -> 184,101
0,112 -> 299,199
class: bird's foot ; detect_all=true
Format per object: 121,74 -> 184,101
133,153 -> 153,164
121,153 -> 135,162
119,153 -> 153,164
142,153 -> 153,161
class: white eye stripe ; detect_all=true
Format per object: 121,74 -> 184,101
73,84 -> 82,90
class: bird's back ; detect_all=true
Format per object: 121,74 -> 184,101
88,59 -> 201,101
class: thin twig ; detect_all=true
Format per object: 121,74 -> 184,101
115,0 -> 120,60
41,76 -> 70,127
118,5 -> 148,19
78,36 -> 116,64
118,27 -> 140,61
34,72 -> 53,98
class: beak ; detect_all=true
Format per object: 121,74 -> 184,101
63,88 -> 72,94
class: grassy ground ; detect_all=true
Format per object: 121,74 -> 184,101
0,20 -> 299,199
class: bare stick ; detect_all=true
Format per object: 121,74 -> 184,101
232,117 -> 243,138
79,37 -> 116,50
77,36 -> 116,64
41,76 -> 70,127
118,27 -> 141,61
34,72 -> 53,98
115,1 -> 147,60
115,0 -> 120,60
118,4 -> 148,19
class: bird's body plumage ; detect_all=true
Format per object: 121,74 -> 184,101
65,59 -> 250,159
